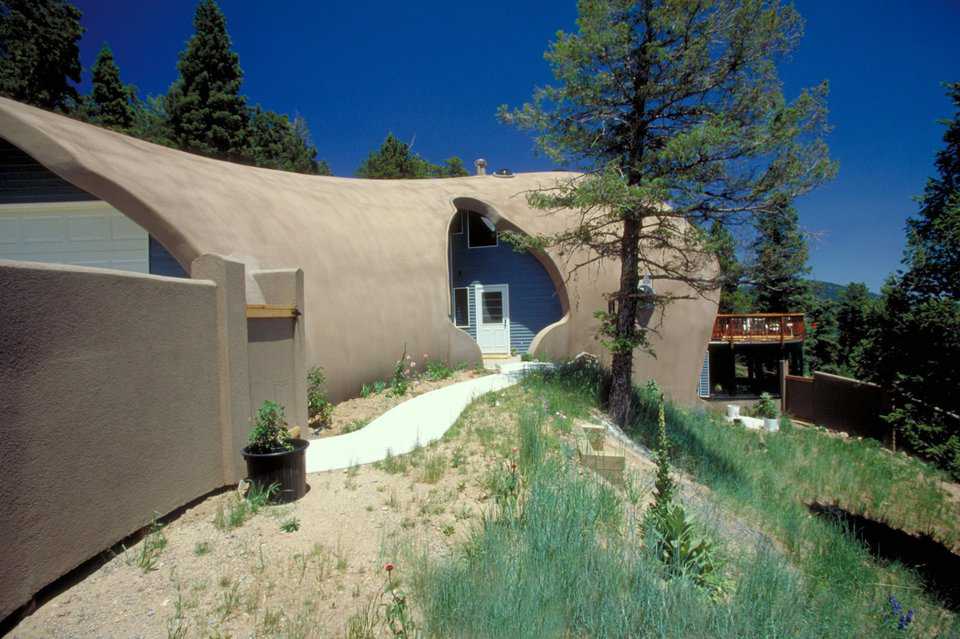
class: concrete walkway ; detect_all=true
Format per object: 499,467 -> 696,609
305,362 -> 546,473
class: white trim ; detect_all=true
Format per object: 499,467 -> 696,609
466,211 -> 498,249
0,199 -> 115,214
474,283 -> 511,353
452,286 -> 470,328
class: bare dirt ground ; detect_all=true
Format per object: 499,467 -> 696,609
309,369 -> 488,439
11,385 -> 602,639
11,382 -> 780,639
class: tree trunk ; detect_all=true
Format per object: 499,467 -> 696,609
608,214 -> 642,427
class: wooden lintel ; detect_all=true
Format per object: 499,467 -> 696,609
246,304 -> 299,319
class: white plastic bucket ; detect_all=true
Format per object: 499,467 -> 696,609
726,404 -> 741,419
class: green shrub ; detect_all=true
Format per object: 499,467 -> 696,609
246,401 -> 293,454
754,392 -> 779,419
425,359 -> 454,381
307,366 -> 333,425
343,418 -> 370,434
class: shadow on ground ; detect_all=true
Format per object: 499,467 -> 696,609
809,502 -> 960,611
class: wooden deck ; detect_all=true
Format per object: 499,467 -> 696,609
711,313 -> 805,344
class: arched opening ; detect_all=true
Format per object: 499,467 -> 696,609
446,198 -> 568,357
0,137 -> 188,277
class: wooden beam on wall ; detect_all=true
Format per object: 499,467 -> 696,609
246,304 -> 299,319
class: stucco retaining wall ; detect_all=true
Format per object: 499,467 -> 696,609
0,255 -> 293,621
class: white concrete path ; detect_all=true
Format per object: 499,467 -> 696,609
305,362 -> 547,473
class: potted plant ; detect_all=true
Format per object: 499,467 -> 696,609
755,393 -> 780,432
242,400 -> 309,503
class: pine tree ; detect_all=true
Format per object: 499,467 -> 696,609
88,44 -> 133,129
749,197 -> 811,313
835,282 -> 872,374
357,133 -> 436,179
499,0 -> 835,425
165,0 -> 248,160
441,156 -> 469,177
246,107 -> 323,174
0,0 -> 83,111
803,298 -> 840,374
708,221 -> 751,313
862,83 -> 960,478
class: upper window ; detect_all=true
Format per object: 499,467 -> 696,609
452,287 -> 470,327
449,211 -> 463,235
467,211 -> 497,248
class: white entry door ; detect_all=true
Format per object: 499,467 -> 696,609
475,284 -> 511,354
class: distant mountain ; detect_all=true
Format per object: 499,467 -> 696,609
808,279 -> 880,302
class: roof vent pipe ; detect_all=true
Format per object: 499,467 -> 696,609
474,158 -> 487,176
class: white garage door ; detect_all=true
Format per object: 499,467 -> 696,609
0,200 -> 148,273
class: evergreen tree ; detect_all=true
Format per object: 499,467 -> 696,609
357,133 -> 419,178
0,0 -> 83,111
749,197 -> 811,312
803,298 -> 840,375
499,0 -> 835,425
441,156 -> 469,177
708,221 -> 751,313
356,133 -> 433,178
128,94 -> 175,147
835,282 -> 872,374
88,44 -> 133,129
862,83 -> 960,478
246,107 -> 323,174
165,0 -> 247,160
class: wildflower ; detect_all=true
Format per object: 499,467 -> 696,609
423,353 -> 429,359
889,596 -> 902,615
510,462 -> 517,471
385,562 -> 395,573
511,447 -> 518,454
406,354 -> 412,360
899,609 -> 914,630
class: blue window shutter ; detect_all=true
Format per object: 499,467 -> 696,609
698,351 -> 710,398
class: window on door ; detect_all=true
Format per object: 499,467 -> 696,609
481,291 -> 504,323
452,287 -> 469,327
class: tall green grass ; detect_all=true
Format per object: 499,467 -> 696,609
414,398 -> 902,638
522,365 -> 960,636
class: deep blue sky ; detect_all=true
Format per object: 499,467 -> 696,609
70,0 -> 959,291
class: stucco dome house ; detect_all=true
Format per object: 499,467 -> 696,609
0,97 -> 717,403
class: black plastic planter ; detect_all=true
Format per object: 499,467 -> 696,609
241,439 -> 309,504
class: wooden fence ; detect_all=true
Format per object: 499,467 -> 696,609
784,371 -> 892,443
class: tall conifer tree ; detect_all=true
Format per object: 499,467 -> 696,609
89,44 -> 133,129
0,0 -> 83,111
165,0 -> 247,160
863,83 -> 960,478
749,197 -> 811,313
500,0 -> 835,424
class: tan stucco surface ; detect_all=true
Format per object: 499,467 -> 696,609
0,97 -> 716,403
0,260 -> 224,620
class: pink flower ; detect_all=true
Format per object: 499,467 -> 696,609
385,562 -> 395,572
511,447 -> 518,454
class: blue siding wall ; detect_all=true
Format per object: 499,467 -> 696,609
450,211 -> 563,353
149,236 -> 188,278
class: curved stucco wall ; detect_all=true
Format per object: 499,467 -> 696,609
0,97 -> 716,403
0,260 -> 225,621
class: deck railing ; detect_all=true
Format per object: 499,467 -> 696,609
711,313 -> 805,343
